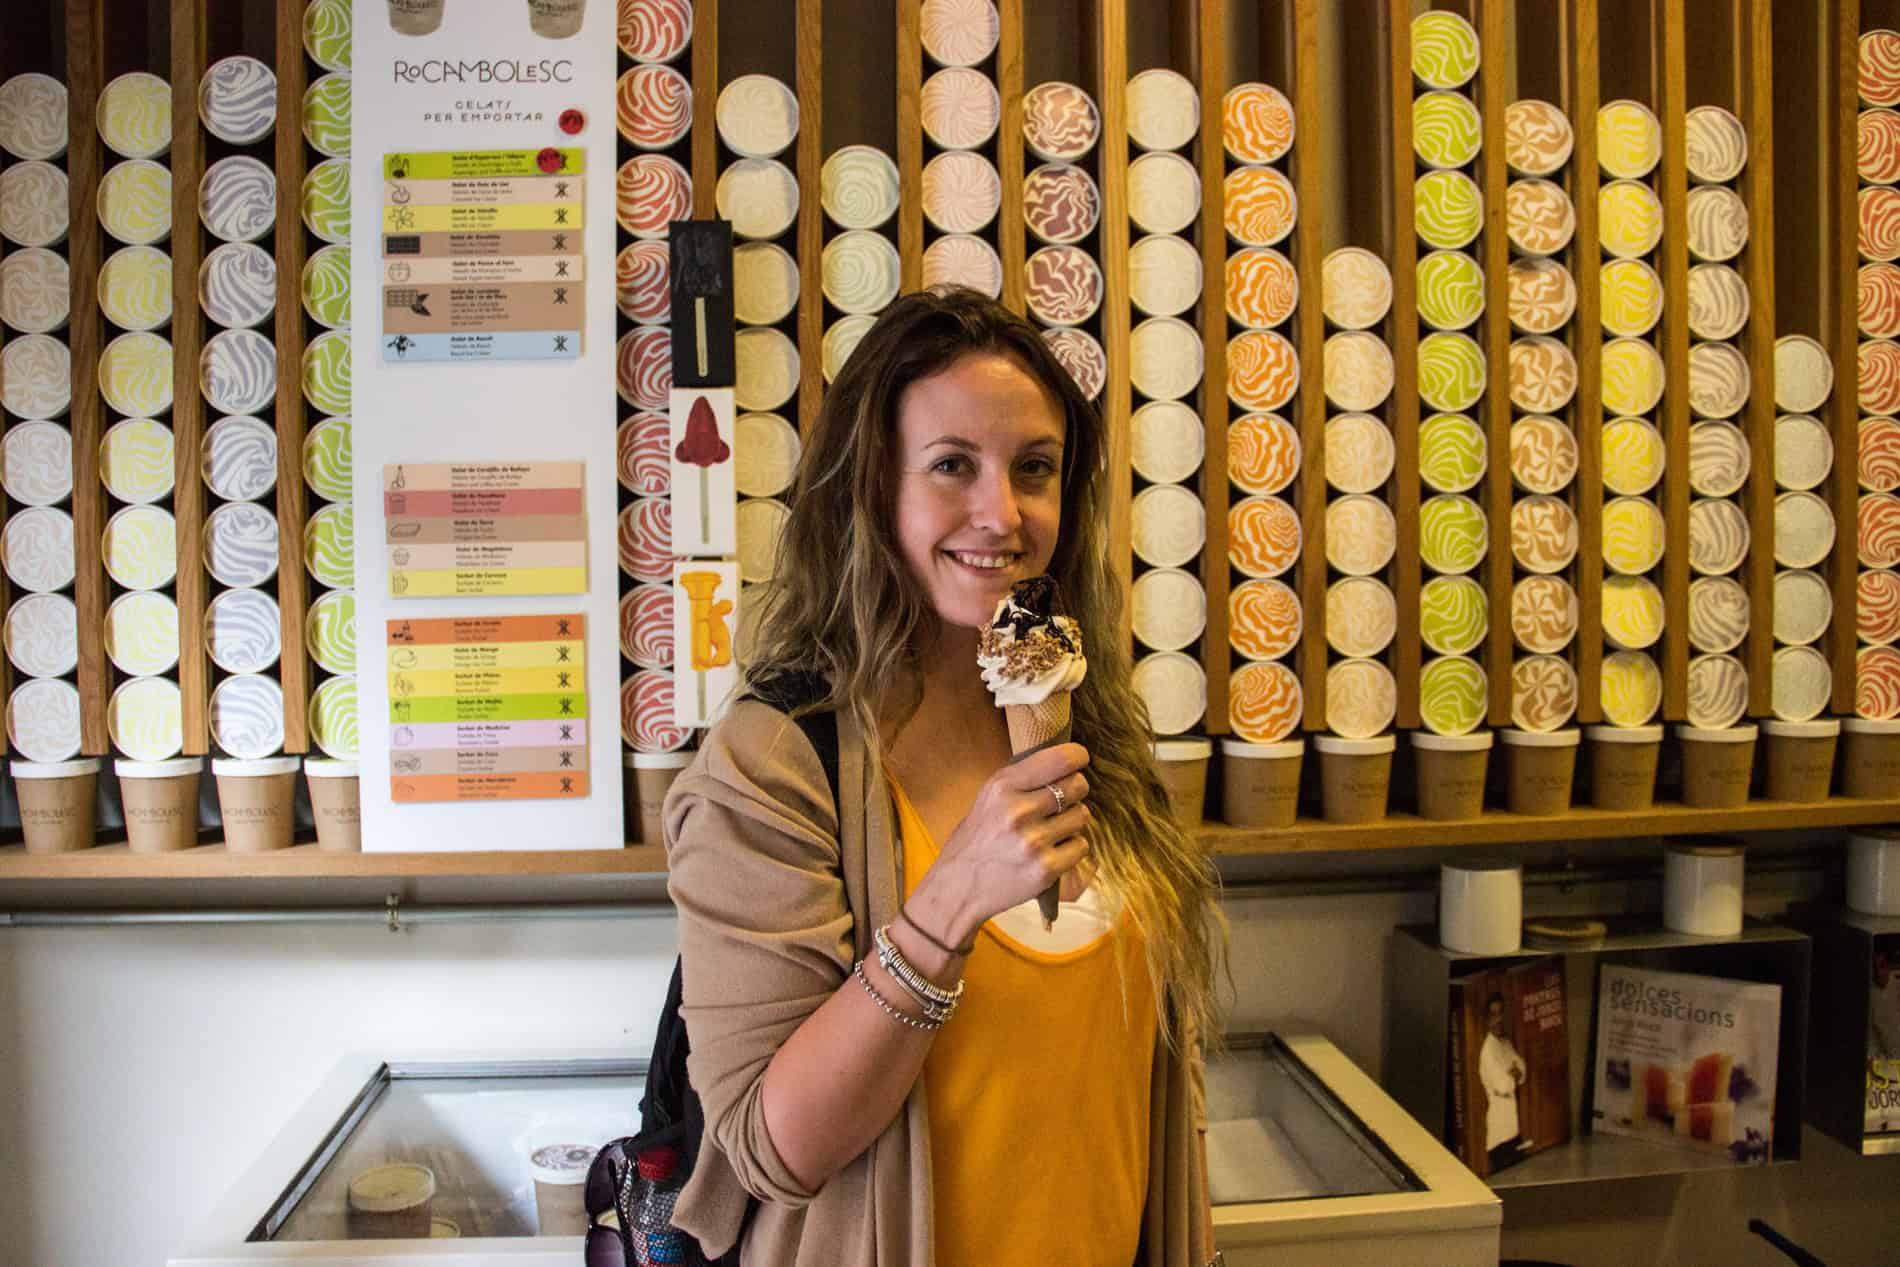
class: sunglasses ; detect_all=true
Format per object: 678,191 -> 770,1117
582,1138 -> 691,1267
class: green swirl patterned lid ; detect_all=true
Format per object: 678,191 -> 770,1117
308,674 -> 358,759
303,415 -> 352,502
301,243 -> 350,328
302,329 -> 351,414
1418,412 -> 1486,492
1420,493 -> 1489,575
1414,169 -> 1482,249
1411,10 -> 1481,90
301,73 -> 351,159
304,502 -> 354,588
305,588 -> 356,675
1420,654 -> 1488,736
1420,575 -> 1488,655
302,0 -> 352,73
1413,91 -> 1482,169
1415,249 -> 1485,331
1418,332 -> 1486,412
301,158 -> 350,244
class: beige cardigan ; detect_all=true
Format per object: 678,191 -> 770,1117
663,698 -> 1210,1266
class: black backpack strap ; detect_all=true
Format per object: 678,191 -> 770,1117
745,671 -> 841,811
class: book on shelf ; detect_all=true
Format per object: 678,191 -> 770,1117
1868,933 -> 1900,1137
1446,956 -> 1571,1178
1591,965 -> 1779,1164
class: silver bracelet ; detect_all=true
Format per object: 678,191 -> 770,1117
853,960 -> 942,1031
873,924 -> 964,1021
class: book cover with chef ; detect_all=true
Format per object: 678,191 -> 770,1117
1866,934 -> 1900,1136
1592,965 -> 1779,1163
1446,956 -> 1571,1178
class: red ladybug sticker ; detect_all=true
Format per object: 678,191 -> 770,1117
559,108 -> 585,136
536,146 -> 566,174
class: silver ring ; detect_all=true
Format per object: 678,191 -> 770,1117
1045,782 -> 1065,815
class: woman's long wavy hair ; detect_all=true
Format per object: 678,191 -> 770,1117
742,286 -> 1225,1049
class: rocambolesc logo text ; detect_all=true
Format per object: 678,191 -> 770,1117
394,59 -> 574,84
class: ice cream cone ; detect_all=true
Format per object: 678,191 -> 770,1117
1007,694 -> 1072,926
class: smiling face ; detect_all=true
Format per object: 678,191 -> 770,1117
893,351 -> 1067,634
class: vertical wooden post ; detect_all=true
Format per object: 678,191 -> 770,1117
65,0 -> 108,756
1293,0 -> 1331,728
794,0 -> 823,428
1480,0 -> 1514,727
1659,0 -> 1691,720
273,0 -> 310,750
998,0 -> 1027,315
1096,0 -> 1133,644
1195,0 -> 1231,732
1834,0 -> 1865,712
1388,0 -> 1419,733
896,0 -> 923,291
1738,0 -> 1777,717
169,0 -> 209,754
690,0 -> 718,216
1570,0 -> 1606,722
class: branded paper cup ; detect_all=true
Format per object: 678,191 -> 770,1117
1842,718 -> 1900,797
1219,738 -> 1302,828
1313,733 -> 1393,824
1413,731 -> 1492,820
1760,718 -> 1838,803
1847,830 -> 1900,915
1152,737 -> 1212,825
116,757 -> 202,852
1585,723 -> 1662,810
213,756 -> 301,852
1499,727 -> 1579,816
1439,860 -> 1522,955
1676,724 -> 1758,809
348,1163 -> 434,1238
625,751 -> 691,845
1664,841 -> 1745,938
14,759 -> 99,853
305,758 -> 361,852
530,1144 -> 593,1235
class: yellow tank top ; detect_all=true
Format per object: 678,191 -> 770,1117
891,777 -> 1156,1267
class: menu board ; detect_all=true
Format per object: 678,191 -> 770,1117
381,148 -> 588,363
352,0 -> 621,850
387,615 -> 588,803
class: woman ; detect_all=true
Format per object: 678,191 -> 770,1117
664,287 -> 1226,1265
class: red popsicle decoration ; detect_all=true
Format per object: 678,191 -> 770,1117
675,392 -> 731,547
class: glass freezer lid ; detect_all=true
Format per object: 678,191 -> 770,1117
1204,1034 -> 1423,1206
258,1059 -> 645,1243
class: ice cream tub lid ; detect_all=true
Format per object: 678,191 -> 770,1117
626,750 -> 694,770
1412,730 -> 1493,752
1220,738 -> 1303,759
1441,858 -> 1520,875
303,758 -> 360,778
1498,727 -> 1580,748
1312,733 -> 1394,755
1675,723 -> 1759,743
1666,840 -> 1745,857
431,1218 -> 460,1238
347,1163 -> 436,1211
1761,718 -> 1840,739
211,755 -> 301,777
1153,737 -> 1213,761
1844,717 -> 1900,734
530,1143 -> 596,1184
1584,723 -> 1663,743
114,757 -> 203,778
12,758 -> 101,778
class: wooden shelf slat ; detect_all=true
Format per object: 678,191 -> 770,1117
1659,0 -> 1691,720
1290,0 -> 1328,732
896,0 -> 923,291
1480,0 -> 1514,728
1195,0 -> 1231,735
65,0 -> 108,756
11,792 -> 1900,881
794,0 -> 823,428
273,0 -> 311,750
1387,2 -> 1419,734
1570,0 -> 1605,724
690,0 -> 718,216
170,0 -> 209,755
1835,0 -> 1865,714
1738,0 -> 1776,719
1096,0 -> 1133,647
997,0 -> 1026,316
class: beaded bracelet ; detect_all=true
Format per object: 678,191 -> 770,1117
853,960 -> 942,1031
873,924 -> 963,1022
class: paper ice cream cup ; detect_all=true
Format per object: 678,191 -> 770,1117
213,756 -> 301,852
625,750 -> 692,845
1412,730 -> 1492,820
348,1162 -> 435,1238
1676,723 -> 1758,808
115,757 -> 202,853
1499,727 -> 1579,816
1584,723 -> 1662,811
1842,717 -> 1900,797
1152,737 -> 1212,825
304,758 -> 361,852
1219,738 -> 1302,829
14,758 -> 100,853
1313,732 -> 1393,824
1760,718 -> 1839,803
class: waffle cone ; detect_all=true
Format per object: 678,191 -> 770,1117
1005,694 -> 1072,756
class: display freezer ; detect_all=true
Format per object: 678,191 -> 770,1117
175,1036 -> 1497,1265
